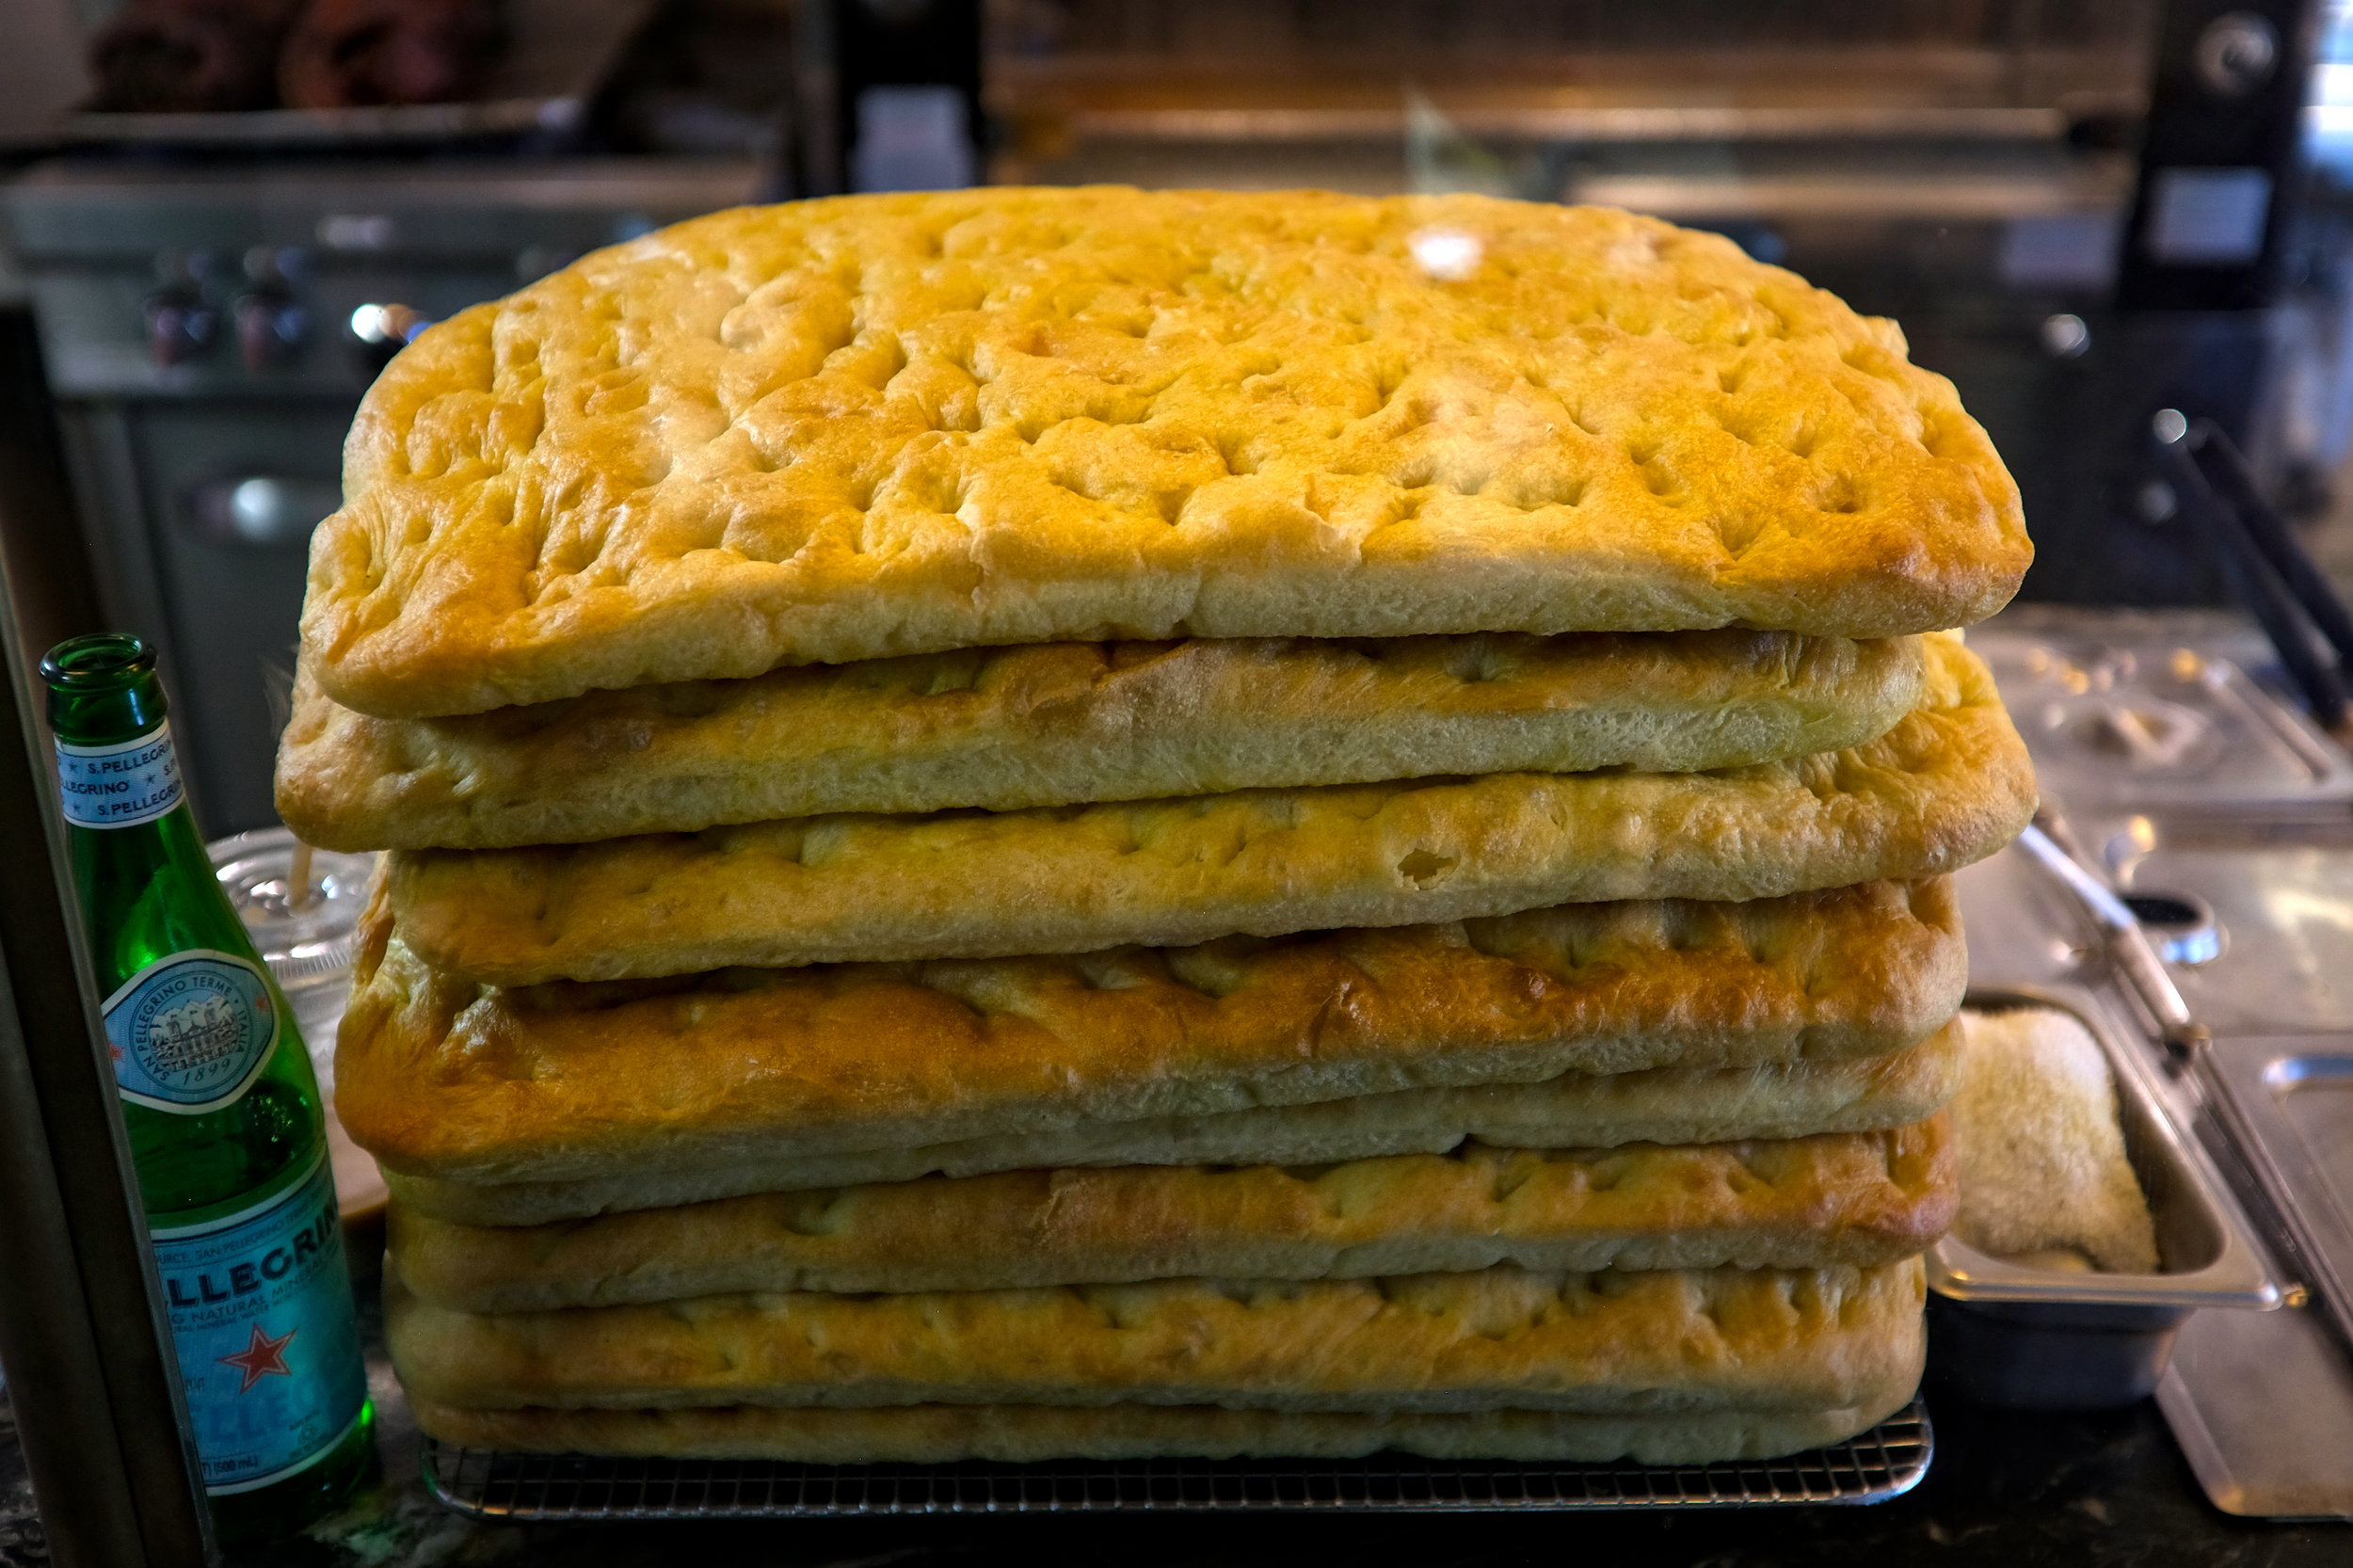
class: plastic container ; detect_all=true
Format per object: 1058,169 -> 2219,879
206,826 -> 386,1224
204,825 -> 376,1095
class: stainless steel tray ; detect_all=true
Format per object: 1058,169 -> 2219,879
2074,810 -> 2353,1035
1970,624 -> 2353,812
1929,984 -> 2278,1311
1951,841 -> 2102,987
2161,1302 -> 2353,1517
418,1404 -> 1932,1518
2198,1032 -> 2353,1349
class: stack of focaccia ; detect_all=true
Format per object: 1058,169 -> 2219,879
285,187 -> 2037,1466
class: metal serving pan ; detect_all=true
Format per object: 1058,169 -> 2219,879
2071,809 -> 2353,1036
1969,618 -> 2353,815
1926,984 -> 2279,1409
2159,1027 -> 2353,1517
2198,1033 -> 2353,1349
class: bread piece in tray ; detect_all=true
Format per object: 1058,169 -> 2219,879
1950,1006 -> 2159,1273
277,632 -> 1923,851
387,1257 -> 1926,1417
392,1118 -> 1953,1309
301,190 -> 2026,720
409,1394 -> 1913,1466
341,878 -> 1964,1207
383,637 -> 2025,984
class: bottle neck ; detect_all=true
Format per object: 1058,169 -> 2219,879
44,633 -> 171,746
42,633 -> 187,834
55,720 -> 186,833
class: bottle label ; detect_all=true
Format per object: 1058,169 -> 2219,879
103,952 -> 279,1115
55,723 -> 184,828
150,1152 -> 368,1495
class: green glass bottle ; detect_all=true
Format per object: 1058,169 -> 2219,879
40,633 -> 375,1544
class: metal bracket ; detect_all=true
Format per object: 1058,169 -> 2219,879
0,550 -> 214,1565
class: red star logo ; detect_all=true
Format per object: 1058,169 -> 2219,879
216,1322 -> 296,1394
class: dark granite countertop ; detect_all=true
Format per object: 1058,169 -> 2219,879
3,1218 -> 2348,1563
5,1365 -> 2348,1568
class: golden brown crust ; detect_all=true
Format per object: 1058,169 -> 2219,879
387,1258 -> 1926,1416
302,190 -> 2027,720
390,1120 -> 1954,1309
276,632 -> 1923,852
381,1023 -> 1962,1226
408,1395 -> 1917,1465
338,878 -> 1966,1192
383,638 -> 2026,984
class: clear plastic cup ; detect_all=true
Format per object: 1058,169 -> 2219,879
205,825 -> 377,1097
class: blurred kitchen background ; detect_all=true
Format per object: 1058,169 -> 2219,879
1,0 -> 2352,834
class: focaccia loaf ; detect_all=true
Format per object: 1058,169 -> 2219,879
1951,1007 -> 2159,1273
384,1024 -> 1962,1226
303,189 -> 2025,720
277,631 -> 1922,851
387,1258 -> 1926,1416
339,878 -> 1965,1193
384,637 -> 2026,984
391,1119 -> 1954,1309
409,1396 -> 1915,1466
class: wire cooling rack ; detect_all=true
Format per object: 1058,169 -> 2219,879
420,1401 -> 1930,1518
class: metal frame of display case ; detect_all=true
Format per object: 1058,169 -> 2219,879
0,552 -> 214,1567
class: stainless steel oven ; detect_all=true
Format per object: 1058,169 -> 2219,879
977,0 -> 2344,612
3,158 -> 763,833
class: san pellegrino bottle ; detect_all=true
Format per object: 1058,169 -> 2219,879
41,633 -> 374,1543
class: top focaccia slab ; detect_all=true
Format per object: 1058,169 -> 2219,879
304,188 -> 2030,718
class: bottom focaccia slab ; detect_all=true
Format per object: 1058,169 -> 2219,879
410,1393 -> 1915,1467
389,1258 -> 1925,1417
391,1121 -> 1953,1311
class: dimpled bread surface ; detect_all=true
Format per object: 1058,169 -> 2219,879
386,1257 -> 1926,1416
277,631 -> 1924,851
302,190 -> 2027,718
337,877 -> 1965,1196
389,1119 -> 1955,1309
377,636 -> 2026,984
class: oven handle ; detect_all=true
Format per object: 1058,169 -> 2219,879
182,474 -> 343,549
